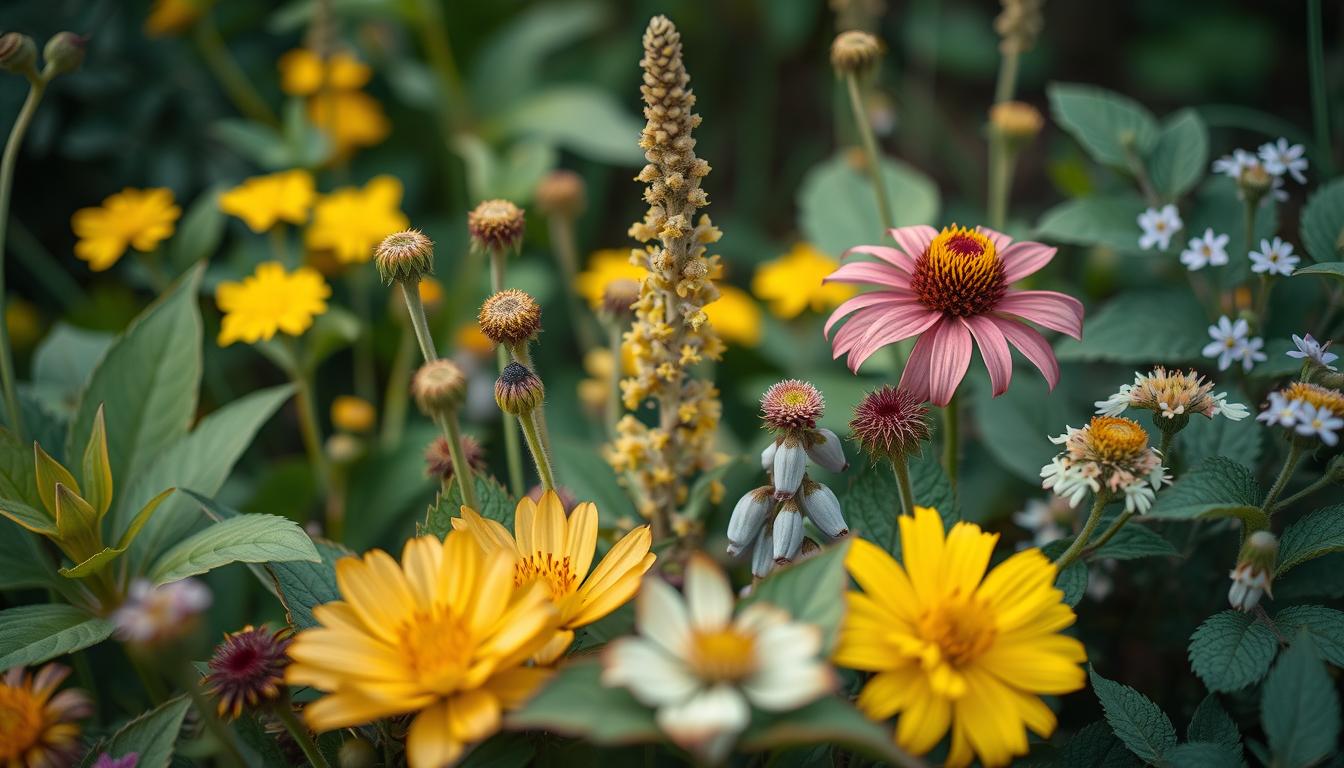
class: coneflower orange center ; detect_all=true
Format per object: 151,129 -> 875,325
0,686 -> 44,759
689,628 -> 758,682
516,551 -> 577,602
1086,416 -> 1150,461
918,595 -> 996,668
1283,382 -> 1344,414
910,226 -> 1005,316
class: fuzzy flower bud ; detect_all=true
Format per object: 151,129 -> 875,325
411,359 -> 467,417
203,625 -> 292,719
0,32 -> 38,77
478,289 -> 542,348
799,481 -> 848,538
1228,531 -> 1278,612
850,385 -> 932,463
772,437 -> 806,499
772,501 -> 804,563
375,229 -> 434,285
727,486 -> 773,556
534,169 -> 586,219
42,32 -> 85,78
467,199 -> 525,254
804,427 -> 849,473
495,362 -> 545,415
830,30 -> 884,75
760,440 -> 777,473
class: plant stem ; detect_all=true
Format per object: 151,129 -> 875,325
1054,493 -> 1109,570
1157,429 -> 1175,468
269,224 -> 291,267
993,51 -> 1020,105
844,72 -> 893,233
1122,138 -> 1159,206
274,703 -> 331,768
891,458 -> 915,552
398,280 -> 438,362
941,394 -> 959,496
128,650 -> 169,704
0,76 -> 45,440
1262,443 -> 1304,514
183,674 -> 246,768
491,250 -> 526,496
192,16 -> 278,127
1307,0 -> 1334,174
439,412 -> 478,509
380,323 -> 415,448
1083,509 -> 1134,557
347,270 -> 376,400
1271,472 -> 1336,514
986,134 -> 1016,231
285,338 -> 330,514
548,215 -> 597,353
517,409 -> 555,491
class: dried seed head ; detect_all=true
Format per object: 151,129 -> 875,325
375,229 -> 434,285
411,359 -> 467,417
203,625 -> 292,719
534,170 -> 587,219
478,289 -> 542,347
467,199 -> 525,254
989,101 -> 1044,141
601,278 -> 642,319
830,30 -> 884,75
495,362 -> 545,415
760,379 -> 825,432
0,32 -> 37,77
850,386 -> 932,462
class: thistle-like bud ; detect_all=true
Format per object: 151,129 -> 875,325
772,436 -> 806,499
0,32 -> 38,78
203,625 -> 292,719
750,525 -> 774,578
467,199 -> 525,254
760,379 -> 825,433
772,501 -> 804,563
375,229 -> 434,285
495,362 -> 545,415
760,440 -> 777,473
601,278 -> 641,320
989,101 -> 1044,144
850,385 -> 932,463
1228,530 -> 1278,612
42,32 -> 85,78
799,480 -> 848,538
804,427 -> 849,473
478,289 -> 542,348
535,169 -> 586,219
411,359 -> 467,417
727,487 -> 773,556
830,30 -> 884,75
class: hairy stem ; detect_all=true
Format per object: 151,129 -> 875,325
491,250 -> 526,496
844,72 -> 893,233
518,409 -> 555,492
549,215 -> 597,353
1262,443 -> 1304,514
439,412 -> 478,509
1054,493 -> 1109,570
398,279 -> 438,362
891,457 -> 915,552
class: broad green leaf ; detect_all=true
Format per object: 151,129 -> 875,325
1274,605 -> 1344,668
507,659 -> 662,744
209,119 -> 293,169
80,406 -> 112,518
1300,177 -> 1344,264
1147,109 -> 1209,200
468,1 -> 609,115
1295,261 -> 1344,281
1157,742 -> 1243,768
421,474 -> 515,539
740,695 -> 923,766
1048,83 -> 1159,168
840,452 -> 956,555
460,733 -> 535,768
1187,610 -> 1278,692
67,264 -> 204,495
0,516 -> 59,589
1176,391 -> 1262,471
490,139 -> 558,203
1055,289 -> 1208,364
972,370 -> 1078,484
302,308 -> 361,373
1275,552 -> 1344,602
1089,524 -> 1179,561
0,496 -> 56,535
0,604 -> 114,669
169,185 -> 226,271
741,540 -> 849,654
1034,193 -> 1150,253
1261,634 -> 1340,768
1188,694 -> 1241,752
105,696 -> 192,768
798,153 -> 940,258
1276,505 -> 1344,577
147,513 -> 319,585
1089,665 -> 1179,763
492,85 -> 644,165
344,422 -> 439,550
30,323 -> 113,417
549,434 -> 633,526
1148,457 -> 1266,530
0,427 -> 36,507
1061,721 -> 1142,767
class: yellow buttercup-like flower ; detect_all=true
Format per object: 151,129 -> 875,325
308,90 -> 390,159
278,49 -> 372,96
216,262 -> 330,346
575,249 -> 645,309
71,188 -> 181,271
752,243 -> 855,319
453,490 -> 656,664
218,169 -> 316,233
704,284 -> 762,347
835,507 -> 1086,767
286,533 -> 559,768
306,176 -> 409,264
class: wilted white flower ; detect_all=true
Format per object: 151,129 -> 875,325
1041,416 -> 1170,514
1294,403 -> 1342,447
1258,138 -> 1308,184
1248,237 -> 1299,276
1179,228 -> 1230,271
1287,333 -> 1339,371
1138,204 -> 1183,251
1095,367 -> 1249,422
113,578 -> 212,645
1228,531 -> 1278,612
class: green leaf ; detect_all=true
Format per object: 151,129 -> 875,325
798,153 -> 940,258
67,264 -> 204,497
209,119 -> 293,169
0,604 -> 114,669
1147,109 -> 1209,200
507,659 -> 662,744
1274,605 -> 1344,668
460,733 -> 536,768
58,488 -> 176,580
0,496 -> 56,535
548,434 -> 632,527
1187,610 -> 1278,692
1042,539 -> 1088,607
104,695 -> 192,768
30,323 -> 113,418
1300,177 -> 1344,264
1061,721 -> 1143,767
1294,261 -> 1344,281
1148,457 -> 1266,530
740,540 -> 849,654
1055,289 -> 1208,364
740,695 -> 923,767
1176,393 -> 1262,472
840,453 -> 956,555
80,406 -> 112,519
490,140 -> 559,203
1090,524 -> 1179,561
421,473 -> 515,539
1188,694 -> 1241,752
1089,665 -> 1179,763
492,85 -> 644,165
0,516 -> 59,589
302,308 -> 361,372
1048,83 -> 1159,168
147,512 -> 319,585
468,0 -> 609,115
973,370 -> 1077,484
169,186 -> 226,271
1261,634 -> 1341,768
1034,193 -> 1151,253
1276,505 -> 1344,577
1157,742 -> 1243,768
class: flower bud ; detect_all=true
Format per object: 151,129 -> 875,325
42,32 -> 85,78
772,437 -> 806,499
772,501 -> 804,563
760,440 -> 777,473
726,487 -> 773,556
799,481 -> 848,538
750,525 -> 774,578
1228,530 -> 1278,612
1238,165 -> 1273,207
495,362 -> 545,415
0,32 -> 38,77
988,101 -> 1044,144
325,433 -> 364,465
411,359 -> 467,417
331,395 -> 375,434
467,199 -> 525,254
375,229 -> 434,285
478,289 -> 542,348
203,625 -> 292,720
534,169 -> 586,219
830,30 -> 883,75
804,427 -> 848,473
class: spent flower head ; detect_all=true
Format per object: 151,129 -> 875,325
495,362 -> 545,415
204,625 -> 292,719
424,434 -> 485,481
411,359 -> 468,417
1094,367 -> 1249,423
534,170 -> 586,219
467,199 -> 526,254
830,30 -> 884,74
374,229 -> 434,284
478,289 -> 542,348
760,379 -> 824,432
849,385 -> 931,462
1041,416 -> 1169,513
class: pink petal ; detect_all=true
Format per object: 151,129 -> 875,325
886,225 -> 939,263
830,307 -> 887,357
962,315 -> 1013,397
924,317 -> 973,407
824,291 -> 911,337
976,226 -> 1013,250
996,291 -> 1084,339
999,241 -> 1058,284
824,261 -> 911,290
846,306 -> 942,371
898,330 -> 936,403
993,317 -> 1060,391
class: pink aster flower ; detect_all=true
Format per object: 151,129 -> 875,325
823,224 -> 1084,406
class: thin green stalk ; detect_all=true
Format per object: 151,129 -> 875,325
891,457 -> 915,551
548,215 -> 597,353
380,323 -> 415,448
1053,493 -> 1109,570
439,412 -> 478,510
1271,472 -> 1336,514
986,134 -> 1017,231
269,224 -> 291,267
0,76 -> 46,439
1157,429 -> 1175,467
941,394 -> 959,495
183,675 -> 246,768
491,250 -> 525,496
1262,443 -> 1304,514
398,280 -> 438,362
844,72 -> 893,233
1083,509 -> 1134,557
993,51 -> 1021,104
274,702 -> 331,768
518,409 -> 555,491
1307,0 -> 1333,174
192,16 -> 278,127
285,338 -> 330,514
348,270 -> 376,400
128,651 -> 169,704
412,0 -> 470,131
1122,139 -> 1160,206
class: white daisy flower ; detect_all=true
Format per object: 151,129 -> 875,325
1294,403 -> 1342,447
1239,336 -> 1267,372
1137,204 -> 1183,251
1258,138 -> 1309,184
1256,391 -> 1302,428
1202,316 -> 1251,372
1212,148 -> 1258,179
602,555 -> 834,764
1287,333 -> 1339,371
1249,237 -> 1299,276
1180,228 -> 1230,271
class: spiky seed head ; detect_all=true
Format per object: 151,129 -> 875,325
424,434 -> 485,481
203,625 -> 292,720
850,386 -> 932,462
467,199 -> 525,254
478,289 -> 542,347
375,229 -> 434,285
411,359 -> 467,417
830,30 -> 884,75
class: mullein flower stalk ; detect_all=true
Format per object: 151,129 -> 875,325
614,16 -> 725,539
536,169 -> 598,353
831,30 -> 892,232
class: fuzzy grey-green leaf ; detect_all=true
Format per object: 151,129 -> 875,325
1275,505 -> 1344,577
1261,634 -> 1341,768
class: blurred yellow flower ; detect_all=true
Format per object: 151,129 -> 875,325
218,169 -> 316,233
145,0 -> 209,37
216,261 -> 330,346
331,396 -> 375,434
455,324 -> 494,358
277,49 -> 371,96
0,664 -> 91,767
71,188 -> 181,271
305,176 -> 408,264
6,299 -> 40,350
308,90 -> 390,159
704,284 -> 762,347
752,243 -> 855,319
417,276 -> 444,310
575,249 -> 644,309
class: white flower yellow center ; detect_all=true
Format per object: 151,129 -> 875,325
689,628 -> 758,682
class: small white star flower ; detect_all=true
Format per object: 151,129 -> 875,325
1138,204 -> 1183,251
1180,228 -> 1230,271
1256,391 -> 1302,428
1212,148 -> 1258,179
1203,316 -> 1251,372
1259,138 -> 1309,184
1287,333 -> 1339,371
1239,336 -> 1267,372
1248,237 -> 1299,276
1294,403 -> 1342,447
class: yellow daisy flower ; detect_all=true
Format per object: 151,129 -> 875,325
308,90 -> 391,159
70,188 -> 181,271
218,169 -> 316,233
277,49 -> 372,96
305,176 -> 409,264
575,249 -> 644,309
216,261 -> 330,346
752,243 -> 856,319
286,533 -> 559,768
834,507 -> 1087,767
0,664 -> 91,767
704,284 -> 762,347
452,490 -> 656,664
144,0 -> 209,36
331,395 -> 376,434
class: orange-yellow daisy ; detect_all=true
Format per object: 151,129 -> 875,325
305,176 -> 409,264
218,169 -> 316,233
704,284 -> 762,347
0,664 -> 91,767
71,188 -> 181,271
216,261 -> 330,346
834,506 -> 1087,767
752,243 -> 856,319
308,90 -> 390,159
575,249 -> 645,309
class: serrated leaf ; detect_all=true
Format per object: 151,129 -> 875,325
1148,457 -> 1266,530
1274,605 -> 1344,668
0,604 -> 114,669
1055,289 -> 1208,364
421,473 -> 515,539
798,153 -> 940,258
740,695 -> 922,766
1062,721 -> 1143,767
1035,193 -> 1151,253
147,512 -> 319,585
1300,178 -> 1344,264
1261,634 -> 1341,768
840,453 -> 956,555
1147,109 -> 1209,200
1176,395 -> 1262,472
104,695 -> 191,768
1090,524 -> 1179,561
1090,666 -> 1179,763
507,659 -> 661,744
741,540 -> 849,654
1275,505 -> 1344,577
1188,694 -> 1241,752
1157,742 -> 1243,768
1188,610 -> 1278,692
1048,83 -> 1159,168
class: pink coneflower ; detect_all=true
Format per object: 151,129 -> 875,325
824,225 -> 1084,406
